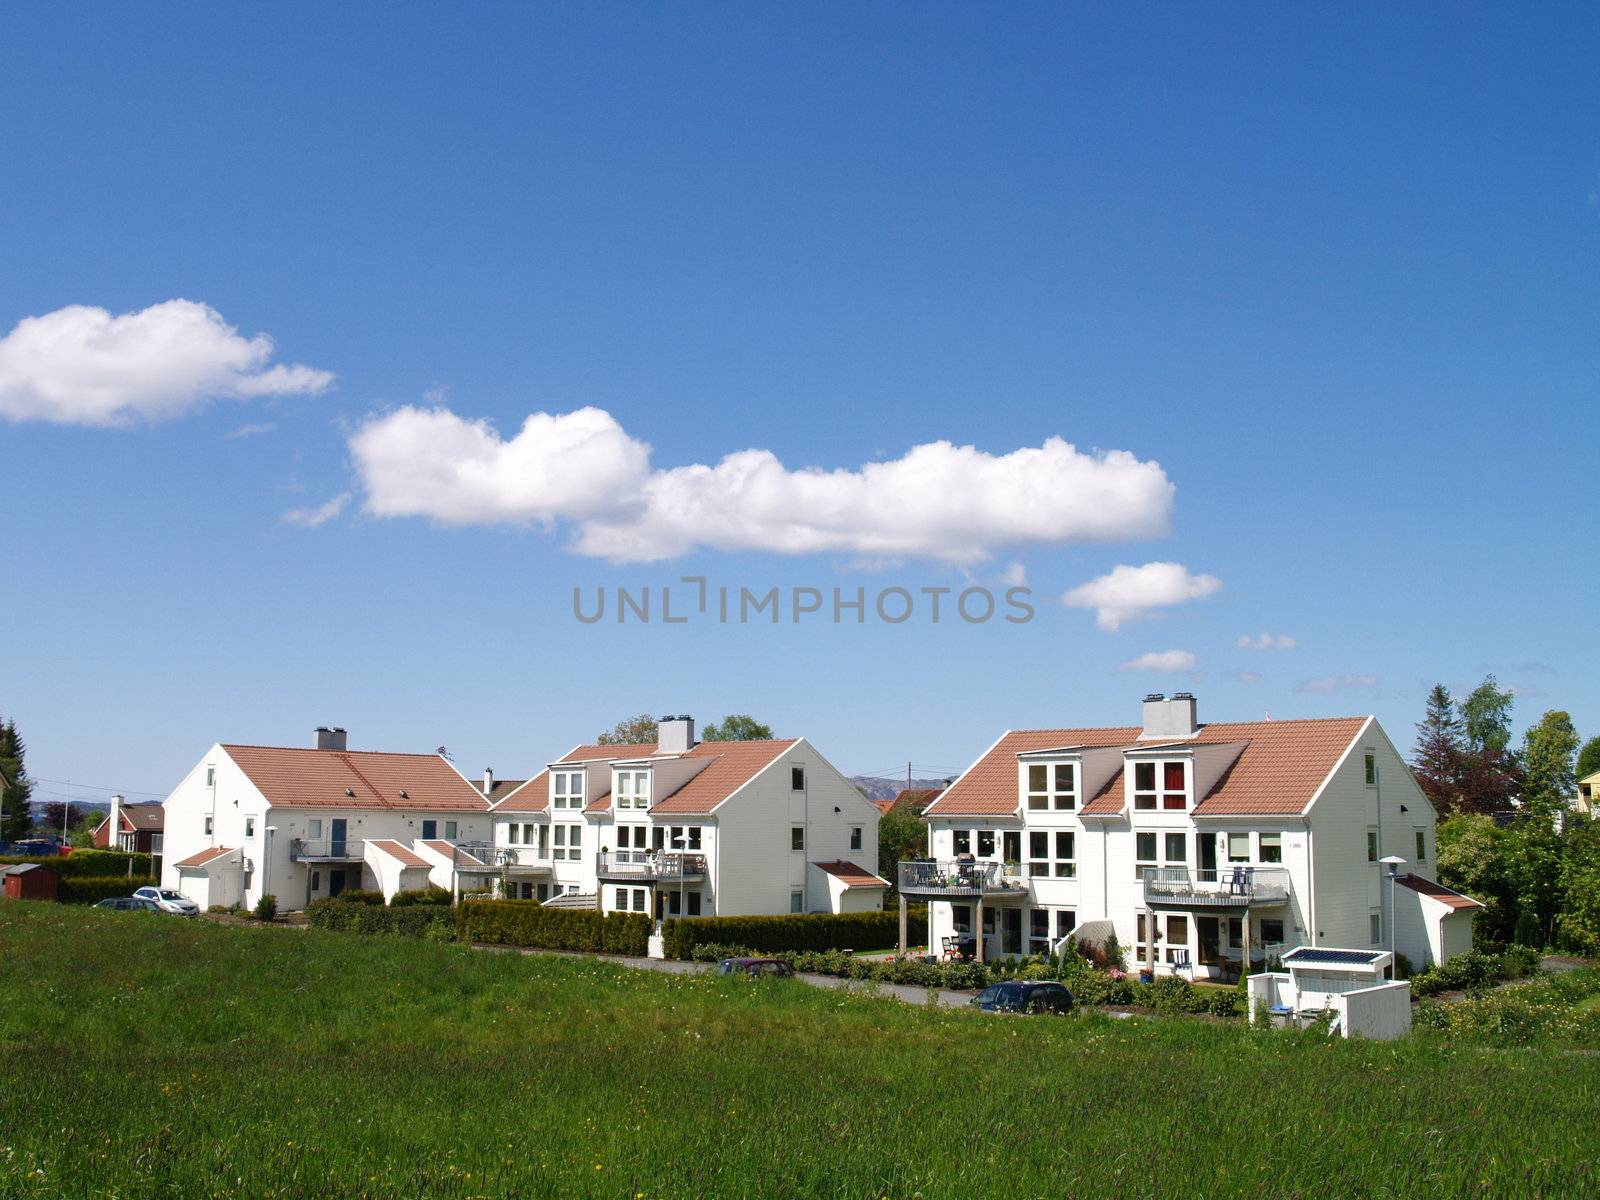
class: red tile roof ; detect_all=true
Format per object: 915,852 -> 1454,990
813,860 -> 889,888
927,718 -> 1370,818
368,839 -> 430,868
490,769 -> 552,814
174,846 -> 236,869
221,745 -> 490,812
1396,874 -> 1483,910
422,839 -> 487,867
655,739 -> 799,814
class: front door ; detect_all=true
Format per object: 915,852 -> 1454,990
1197,916 -> 1221,965
330,819 -> 347,857
1001,908 -> 1023,956
329,868 -> 347,898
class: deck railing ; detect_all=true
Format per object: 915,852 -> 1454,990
1141,866 -> 1291,906
596,851 -> 708,881
897,860 -> 1027,895
289,837 -> 366,861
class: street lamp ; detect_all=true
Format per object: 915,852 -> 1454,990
1379,855 -> 1407,972
671,833 -> 687,924
263,826 -> 278,909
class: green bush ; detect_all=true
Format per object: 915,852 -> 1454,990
662,910 -> 926,959
1411,947 -> 1543,998
457,900 -> 650,957
59,876 -> 159,904
335,889 -> 385,905
306,897 -> 451,938
0,851 -> 152,878
389,886 -> 452,907
253,895 -> 278,922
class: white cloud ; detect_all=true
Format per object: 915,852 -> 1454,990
1061,562 -> 1221,632
348,408 -> 1174,564
282,491 -> 351,529
1231,670 -> 1264,685
1000,562 -> 1028,588
1117,649 -> 1197,673
0,300 -> 332,426
1295,673 -> 1378,694
1237,632 -> 1296,651
224,422 -> 276,440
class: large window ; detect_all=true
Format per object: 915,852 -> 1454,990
1136,912 -> 1190,965
654,825 -> 703,851
613,886 -> 647,913
614,770 -> 650,811
1028,830 -> 1077,878
552,771 -> 585,811
1133,760 -> 1188,810
1026,762 -> 1078,811
553,823 -> 582,861
1164,832 -> 1187,866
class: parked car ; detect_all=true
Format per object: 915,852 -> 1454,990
132,886 -> 200,916
970,981 -> 1075,1014
95,896 -> 162,912
716,957 -> 796,979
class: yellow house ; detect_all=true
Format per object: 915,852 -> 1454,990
1576,770 -> 1600,817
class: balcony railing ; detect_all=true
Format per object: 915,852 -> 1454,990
1141,866 -> 1291,907
446,841 -> 508,871
897,860 -> 1029,897
289,837 -> 365,861
497,846 -> 553,871
596,851 -> 707,881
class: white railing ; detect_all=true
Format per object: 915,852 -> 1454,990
596,852 -> 707,880
1142,866 -> 1290,906
897,860 -> 1027,894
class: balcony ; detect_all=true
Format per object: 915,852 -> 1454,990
289,837 -> 365,862
897,860 -> 1029,900
496,846 -> 553,873
1142,866 -> 1291,909
443,841 -> 510,872
595,851 -> 707,882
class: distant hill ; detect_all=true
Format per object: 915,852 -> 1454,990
849,776 -> 948,803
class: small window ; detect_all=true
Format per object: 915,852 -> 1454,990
849,825 -> 863,851
1164,832 -> 1187,865
1261,918 -> 1285,944
1370,912 -> 1382,944
791,826 -> 805,852
1415,829 -> 1426,861
791,766 -> 805,791
310,870 -> 321,892
1364,753 -> 1378,787
244,817 -> 256,838
953,830 -> 971,855
421,820 -> 437,840
1259,833 -> 1283,864
952,904 -> 973,933
445,821 -> 458,840
1227,833 -> 1251,863
790,889 -> 804,913
1055,910 -> 1076,938
1135,831 -> 1158,879
1133,761 -> 1157,810
308,818 -> 323,839
203,816 -> 214,836
1162,762 -> 1187,810
205,766 -> 215,787
1366,830 -> 1379,863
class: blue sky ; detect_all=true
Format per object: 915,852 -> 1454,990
3,5 -> 1596,805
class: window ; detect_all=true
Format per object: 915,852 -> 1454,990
977,830 -> 996,858
1370,912 -> 1382,944
1162,762 -> 1187,810
952,829 -> 971,855
613,886 -> 647,913
244,817 -> 256,838
421,820 -> 437,839
507,824 -> 520,845
203,816 -> 214,836
553,823 -> 582,861
791,766 -> 806,791
790,889 -> 804,913
205,766 -> 215,787
310,871 -> 321,893
1164,914 -> 1188,964
1133,762 -> 1157,810
791,826 -> 805,852
614,770 -> 649,810
308,818 -> 323,839
1133,760 -> 1186,810
1260,918 -> 1285,944
1164,832 -> 1187,866
1135,831 -> 1158,879
1259,833 -> 1283,864
1366,829 -> 1379,863
1414,829 -> 1426,861
445,821 -> 458,840
538,825 -> 549,856
849,825 -> 863,851
1055,910 -> 1076,940
1227,833 -> 1251,864
952,904 -> 973,933
687,892 -> 702,915
615,825 -> 649,860
1026,762 -> 1078,810
1029,909 -> 1051,954
1364,753 -> 1378,787
1028,831 -> 1077,877
552,770 -> 586,810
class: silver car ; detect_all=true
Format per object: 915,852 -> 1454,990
133,885 -> 200,916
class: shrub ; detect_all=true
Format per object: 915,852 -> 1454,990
0,850 -> 152,879
306,897 -> 450,938
59,876 -> 159,904
1410,947 -> 1542,997
662,910 -> 926,959
253,895 -> 278,922
457,900 -> 650,957
336,889 -> 385,905
389,886 -> 452,907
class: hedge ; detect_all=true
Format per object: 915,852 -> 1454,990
457,901 -> 651,957
662,910 -> 926,960
0,851 -> 153,878
305,897 -> 453,938
60,876 -> 159,904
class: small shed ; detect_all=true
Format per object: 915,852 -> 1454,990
1,862 -> 62,902
1248,947 -> 1412,1040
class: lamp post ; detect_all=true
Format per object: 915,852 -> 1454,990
1379,855 -> 1407,973
263,826 -> 279,911
671,833 -> 687,923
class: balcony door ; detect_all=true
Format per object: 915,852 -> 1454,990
1199,833 -> 1217,873
617,825 -> 648,863
330,819 -> 347,858
1001,908 -> 1023,956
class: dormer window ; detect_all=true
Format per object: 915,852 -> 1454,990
552,771 -> 585,811
615,769 -> 651,810
1133,760 -> 1188,811
1026,763 -> 1077,811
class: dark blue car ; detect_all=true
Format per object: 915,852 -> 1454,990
970,981 -> 1075,1014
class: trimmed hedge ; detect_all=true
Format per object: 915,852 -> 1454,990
663,910 -> 926,960
60,876 -> 159,904
1,851 -> 153,878
389,886 -> 452,907
305,897 -> 452,938
458,901 -> 651,957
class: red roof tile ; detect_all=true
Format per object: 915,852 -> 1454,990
421,839 -> 487,867
368,839 -> 430,868
174,846 -> 236,869
813,860 -> 889,888
928,718 -> 1370,818
1396,874 -> 1483,910
515,738 -> 800,815
490,769 -> 552,814
222,745 -> 489,813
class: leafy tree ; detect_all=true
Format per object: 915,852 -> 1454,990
1437,814 -> 1515,943
1462,675 -> 1515,755
1558,820 -> 1600,955
596,714 -> 659,746
877,801 -> 928,892
1412,684 -> 1465,813
1574,736 -> 1600,783
701,715 -> 774,742
0,718 -> 35,843
1521,710 -> 1580,807
1448,676 -> 1522,814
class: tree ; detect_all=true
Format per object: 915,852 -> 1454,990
1412,684 -> 1465,813
701,715 -> 774,742
1521,710 -> 1580,807
1437,813 -> 1515,943
0,718 -> 35,843
1453,676 -> 1521,814
1462,675 -> 1515,755
1558,820 -> 1600,955
596,714 -> 658,746
1575,736 -> 1600,782
877,800 -> 928,907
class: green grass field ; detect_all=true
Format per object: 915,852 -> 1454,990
1,905 -> 1597,1199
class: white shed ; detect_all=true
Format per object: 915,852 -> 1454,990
1248,947 -> 1412,1040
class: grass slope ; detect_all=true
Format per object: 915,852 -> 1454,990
0,905 -> 1596,1199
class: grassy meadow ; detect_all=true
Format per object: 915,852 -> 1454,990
1,905 -> 1597,1199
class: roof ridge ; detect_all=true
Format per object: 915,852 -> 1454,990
221,743 -> 447,758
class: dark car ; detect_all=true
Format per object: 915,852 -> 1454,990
970,981 -> 1075,1014
715,957 -> 796,979
94,896 -> 162,912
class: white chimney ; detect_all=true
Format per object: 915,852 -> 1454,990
1141,693 -> 1198,740
314,727 -> 348,751
483,768 -> 495,796
109,794 -> 124,851
657,715 -> 695,754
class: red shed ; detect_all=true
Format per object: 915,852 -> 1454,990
1,863 -> 62,901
